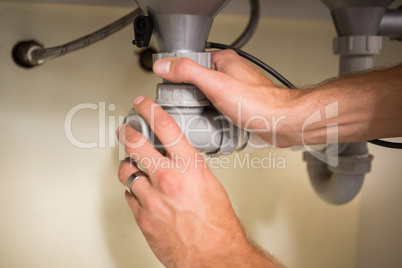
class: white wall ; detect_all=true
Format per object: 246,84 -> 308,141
0,2 -> 400,268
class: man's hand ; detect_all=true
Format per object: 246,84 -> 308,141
153,50 -> 402,146
152,49 -> 303,148
117,96 -> 281,267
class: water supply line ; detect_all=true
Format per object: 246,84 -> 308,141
12,0 -> 260,66
11,0 -> 262,156
12,9 -> 144,68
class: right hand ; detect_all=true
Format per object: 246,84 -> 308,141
117,96 -> 281,268
152,49 -> 303,148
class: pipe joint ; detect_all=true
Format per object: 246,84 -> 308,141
334,35 -> 382,56
124,97 -> 248,156
12,40 -> 45,68
328,154 -> 373,175
124,51 -> 248,157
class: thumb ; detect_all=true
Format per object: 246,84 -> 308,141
152,57 -> 236,101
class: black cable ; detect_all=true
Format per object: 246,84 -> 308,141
206,42 -> 296,89
230,0 -> 260,49
368,139 -> 402,149
207,41 -> 402,150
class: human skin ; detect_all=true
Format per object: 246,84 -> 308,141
117,49 -> 401,267
117,96 -> 281,268
152,49 -> 402,148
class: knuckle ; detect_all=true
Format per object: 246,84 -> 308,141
117,163 -> 129,184
157,114 -> 176,128
212,49 -> 238,70
216,49 -> 238,61
157,170 -> 181,194
178,57 -> 194,68
222,49 -> 238,57
125,132 -> 146,149
136,212 -> 151,232
117,159 -> 138,184
175,58 -> 195,79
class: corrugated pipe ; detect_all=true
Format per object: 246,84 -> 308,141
230,0 -> 260,49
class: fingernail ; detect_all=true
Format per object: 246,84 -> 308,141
119,157 -> 130,168
116,124 -> 125,135
153,59 -> 171,75
133,96 -> 145,106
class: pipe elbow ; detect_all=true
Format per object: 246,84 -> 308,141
306,160 -> 365,205
303,142 -> 373,205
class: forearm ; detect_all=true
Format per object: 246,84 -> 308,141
203,238 -> 282,268
288,64 -> 402,145
242,243 -> 283,268
170,223 -> 282,268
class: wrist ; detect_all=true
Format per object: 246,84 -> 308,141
241,243 -> 282,268
175,231 -> 279,268
209,236 -> 281,268
257,86 -> 307,148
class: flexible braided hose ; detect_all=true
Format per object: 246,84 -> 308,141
32,8 -> 144,63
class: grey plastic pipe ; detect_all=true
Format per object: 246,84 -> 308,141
124,0 -> 259,157
124,52 -> 248,157
379,8 -> 402,36
304,143 -> 373,204
303,35 -> 378,205
303,1 -> 391,205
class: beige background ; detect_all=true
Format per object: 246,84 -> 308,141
0,2 -> 401,267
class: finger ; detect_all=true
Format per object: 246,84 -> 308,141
125,191 -> 141,219
132,96 -> 197,158
152,55 -> 239,105
210,50 -> 274,87
118,157 -> 152,206
117,124 -> 163,175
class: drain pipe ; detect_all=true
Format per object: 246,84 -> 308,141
303,1 -> 399,204
303,34 -> 380,205
125,52 -> 248,156
125,0 -> 255,157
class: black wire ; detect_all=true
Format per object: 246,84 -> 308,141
368,139 -> 402,149
206,42 -> 296,89
230,0 -> 260,49
206,41 -> 402,150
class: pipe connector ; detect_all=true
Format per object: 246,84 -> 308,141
124,83 -> 247,156
156,83 -> 210,107
379,8 -> 402,37
303,142 -> 373,205
334,35 -> 382,75
334,35 -> 382,56
12,40 -> 45,68
124,51 -> 249,157
153,52 -> 211,68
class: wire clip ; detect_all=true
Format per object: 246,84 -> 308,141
132,15 -> 153,48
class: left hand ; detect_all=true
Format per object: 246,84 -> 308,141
117,96 -> 268,267
152,50 -> 302,148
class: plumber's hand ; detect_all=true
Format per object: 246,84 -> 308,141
117,96 -> 278,268
152,49 -> 303,148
